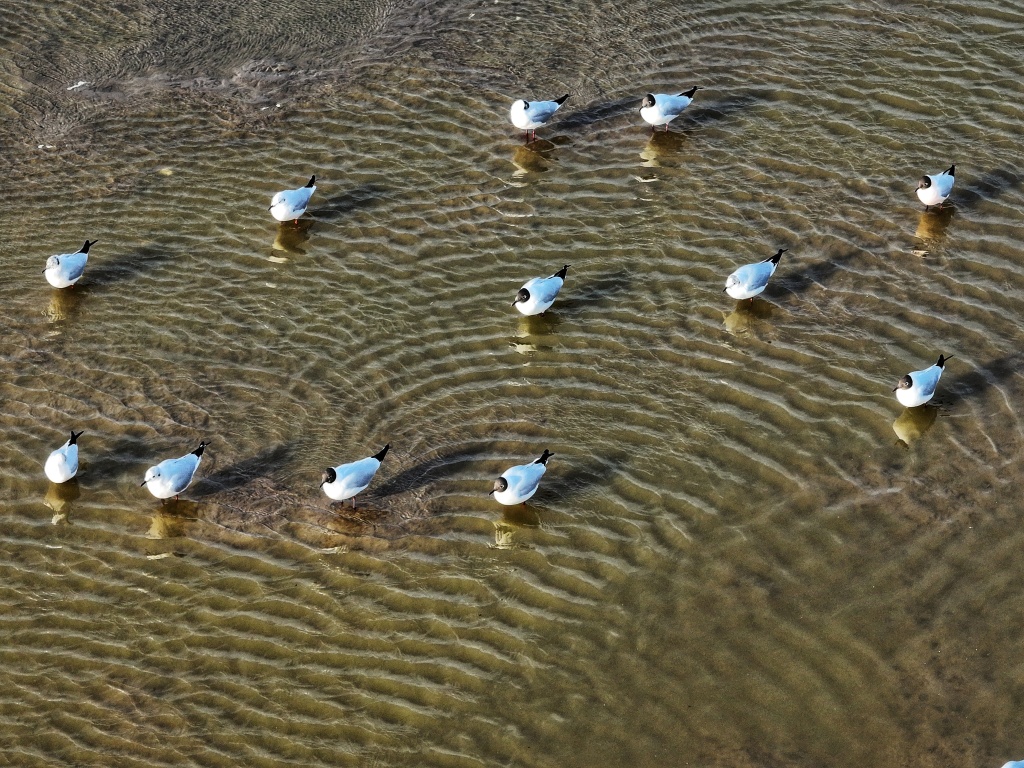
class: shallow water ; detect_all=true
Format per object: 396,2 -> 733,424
3,0 -> 1024,765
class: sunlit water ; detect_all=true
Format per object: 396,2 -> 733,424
2,0 -> 1024,765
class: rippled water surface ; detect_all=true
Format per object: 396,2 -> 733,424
3,0 -> 1024,765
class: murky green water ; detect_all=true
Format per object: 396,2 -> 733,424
3,0 -> 1024,765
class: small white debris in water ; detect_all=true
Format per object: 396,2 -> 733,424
37,144 -> 55,149
157,167 -> 173,176
66,81 -> 90,91
267,256 -> 288,264
469,12 -> 475,17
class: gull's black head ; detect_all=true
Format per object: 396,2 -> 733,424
512,287 -> 530,307
641,94 -> 656,109
490,477 -> 509,495
320,467 -> 337,487
893,374 -> 913,392
918,175 -> 932,189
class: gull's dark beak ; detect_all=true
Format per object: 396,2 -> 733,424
140,480 -> 148,486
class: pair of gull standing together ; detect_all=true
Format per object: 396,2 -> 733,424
44,436 -> 554,508
39,178 -> 319,289
509,86 -> 702,140
724,245 -> 952,409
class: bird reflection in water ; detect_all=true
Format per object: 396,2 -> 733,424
272,219 -> 313,256
511,313 -> 562,355
913,207 -> 955,257
45,480 -> 80,525
723,298 -> 774,336
892,405 -> 939,448
640,130 -> 688,168
491,504 -> 541,549
511,142 -> 555,177
46,288 -> 83,324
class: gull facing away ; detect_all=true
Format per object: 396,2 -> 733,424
43,240 -> 97,288
490,450 -> 553,506
320,444 -> 390,508
916,164 -> 955,209
270,175 -> 317,223
724,248 -> 787,301
141,441 -> 209,500
512,265 -> 569,316
893,354 -> 951,408
510,94 -> 569,142
640,86 -> 702,130
44,430 -> 84,484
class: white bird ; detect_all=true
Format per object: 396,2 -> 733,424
893,354 -> 951,408
512,265 -> 569,315
916,164 -> 955,208
270,176 -> 316,222
43,240 -> 96,288
510,94 -> 569,141
490,450 -> 553,506
141,441 -> 209,500
724,248 -> 787,300
320,444 -> 389,508
640,86 -> 702,130
44,430 -> 83,484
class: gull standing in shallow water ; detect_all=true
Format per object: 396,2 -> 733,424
512,265 -> 569,316
916,164 -> 955,209
43,240 -> 96,288
640,86 -> 702,130
270,175 -> 316,223
320,444 -> 389,508
893,354 -> 951,408
141,441 -> 209,500
490,450 -> 553,506
510,94 -> 569,142
724,248 -> 787,301
45,430 -> 83,484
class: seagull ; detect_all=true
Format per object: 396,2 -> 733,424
916,164 -> 955,209
510,94 -> 569,141
893,354 -> 951,408
512,265 -> 569,315
640,87 -> 702,130
43,240 -> 96,288
141,441 -> 209,500
724,248 -> 787,300
270,176 -> 316,223
320,443 -> 389,508
44,430 -> 83,484
490,450 -> 553,506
